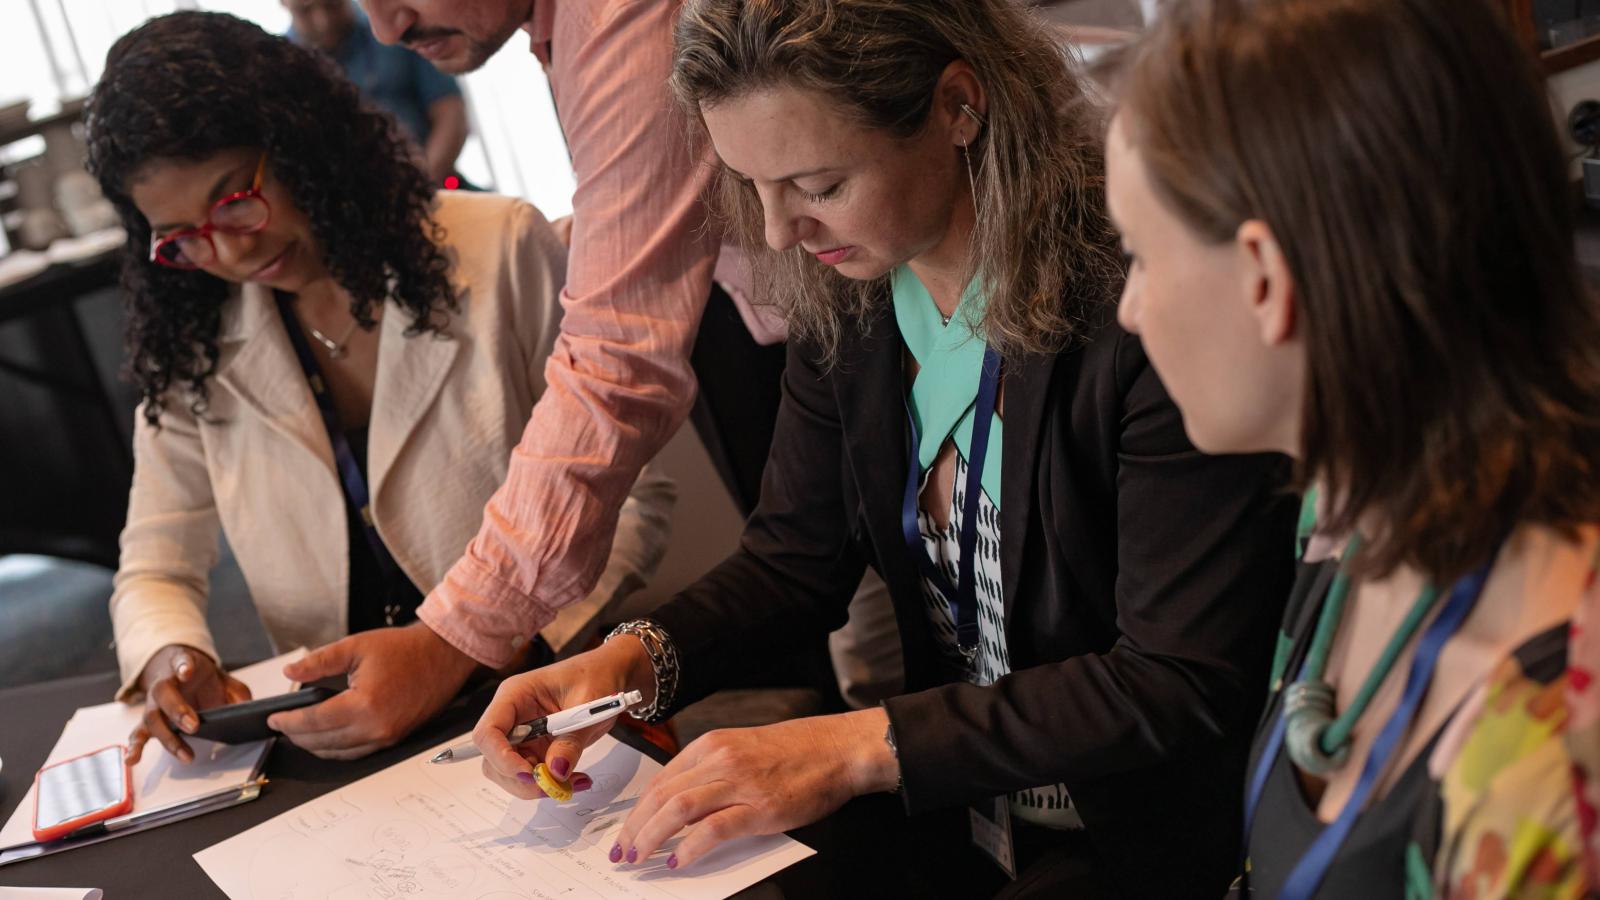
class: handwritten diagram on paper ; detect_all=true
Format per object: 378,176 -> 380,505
193,734 -> 814,900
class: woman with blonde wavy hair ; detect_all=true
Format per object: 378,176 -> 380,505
471,1 -> 1296,894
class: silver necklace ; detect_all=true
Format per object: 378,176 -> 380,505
307,318 -> 361,359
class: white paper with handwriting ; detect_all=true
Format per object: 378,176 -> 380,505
194,732 -> 813,900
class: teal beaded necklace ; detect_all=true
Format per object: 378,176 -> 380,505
1283,534 -> 1443,775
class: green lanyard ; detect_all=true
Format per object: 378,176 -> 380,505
1283,534 -> 1442,774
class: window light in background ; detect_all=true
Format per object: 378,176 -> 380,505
1,0 -> 575,219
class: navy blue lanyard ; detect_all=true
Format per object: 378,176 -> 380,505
900,345 -> 1002,655
1243,549 -> 1498,899
273,293 -> 402,586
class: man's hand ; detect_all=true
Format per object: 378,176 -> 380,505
268,621 -> 479,760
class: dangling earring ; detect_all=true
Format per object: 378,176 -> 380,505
958,102 -> 986,206
962,137 -> 979,206
954,103 -> 987,331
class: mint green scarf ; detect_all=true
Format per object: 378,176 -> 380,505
891,265 -> 1002,509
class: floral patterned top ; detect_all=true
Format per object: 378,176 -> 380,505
1565,555 -> 1600,888
1245,519 -> 1600,898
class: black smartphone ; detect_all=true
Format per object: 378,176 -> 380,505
191,686 -> 337,744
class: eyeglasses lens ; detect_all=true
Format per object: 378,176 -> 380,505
155,236 -> 206,267
212,195 -> 269,231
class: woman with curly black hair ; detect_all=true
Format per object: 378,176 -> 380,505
86,11 -> 673,765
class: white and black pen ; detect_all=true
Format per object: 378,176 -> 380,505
429,690 -> 644,764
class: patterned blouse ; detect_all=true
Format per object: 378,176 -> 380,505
1249,522 -> 1600,897
916,456 -> 1082,829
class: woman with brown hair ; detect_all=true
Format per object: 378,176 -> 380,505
470,0 -> 1294,894
1108,0 -> 1600,895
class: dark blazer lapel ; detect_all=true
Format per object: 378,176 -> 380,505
834,303 -> 908,560
999,347 -> 1059,624
834,303 -> 951,684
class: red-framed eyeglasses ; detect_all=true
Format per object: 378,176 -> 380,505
148,153 -> 272,270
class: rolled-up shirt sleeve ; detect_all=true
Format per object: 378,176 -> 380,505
418,0 -> 719,667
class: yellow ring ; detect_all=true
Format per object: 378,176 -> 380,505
533,763 -> 573,802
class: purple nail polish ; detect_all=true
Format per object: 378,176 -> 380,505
608,842 -> 623,863
572,775 -> 593,791
625,847 -> 638,864
667,854 -> 679,870
550,756 -> 571,779
515,771 -> 536,784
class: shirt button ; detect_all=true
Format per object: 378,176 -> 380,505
510,635 -> 527,650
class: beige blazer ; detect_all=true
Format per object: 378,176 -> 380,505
111,191 -> 675,698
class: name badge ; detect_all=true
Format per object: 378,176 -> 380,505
969,795 -> 1016,879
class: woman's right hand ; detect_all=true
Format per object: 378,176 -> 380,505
127,644 -> 252,765
473,635 -> 655,800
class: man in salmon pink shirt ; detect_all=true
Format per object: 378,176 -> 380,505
264,0 -> 795,756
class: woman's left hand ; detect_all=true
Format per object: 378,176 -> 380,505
612,707 -> 898,871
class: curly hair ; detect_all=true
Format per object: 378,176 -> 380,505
671,0 -> 1125,362
85,11 -> 456,427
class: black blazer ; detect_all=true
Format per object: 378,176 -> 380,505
650,304 -> 1296,898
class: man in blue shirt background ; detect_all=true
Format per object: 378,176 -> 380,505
284,0 -> 470,186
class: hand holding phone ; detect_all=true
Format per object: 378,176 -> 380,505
129,645 -> 253,764
191,687 -> 338,744
32,745 -> 132,842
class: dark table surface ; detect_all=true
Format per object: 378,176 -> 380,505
0,672 -> 972,899
0,671 -> 522,896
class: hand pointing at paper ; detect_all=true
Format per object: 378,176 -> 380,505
608,709 -> 896,871
473,636 -> 901,871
